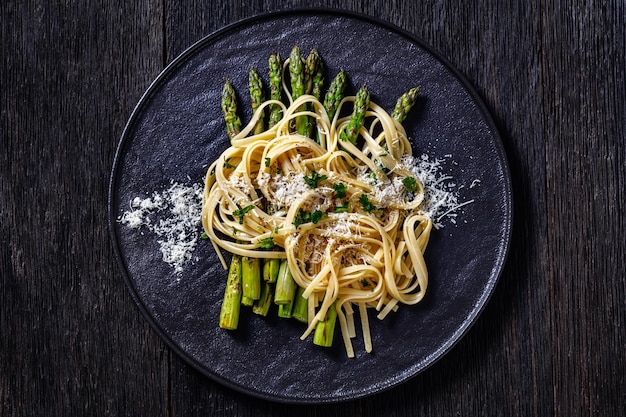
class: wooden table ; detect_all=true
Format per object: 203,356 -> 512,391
2,1 -> 624,415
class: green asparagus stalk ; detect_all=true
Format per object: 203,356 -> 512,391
289,46 -> 309,136
340,84 -> 370,145
236,72 -> 267,306
262,256 -> 280,283
277,300 -> 294,318
305,50 -> 324,138
219,254 -> 243,329
261,215 -> 281,284
391,86 -> 420,123
268,53 -> 283,128
219,79 -> 245,329
312,71 -> 324,100
289,46 -> 305,99
317,69 -> 347,144
221,79 -> 242,141
274,258 -> 297,305
313,301 -> 338,347
305,49 -> 322,96
252,281 -> 274,316
249,67 -> 266,134
322,69 -> 347,121
219,79 -> 250,325
241,256 -> 261,304
291,286 -> 308,323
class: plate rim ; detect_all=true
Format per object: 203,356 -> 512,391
108,7 -> 514,404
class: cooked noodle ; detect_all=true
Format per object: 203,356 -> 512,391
202,92 -> 432,357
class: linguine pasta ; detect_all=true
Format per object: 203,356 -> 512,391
202,92 -> 432,357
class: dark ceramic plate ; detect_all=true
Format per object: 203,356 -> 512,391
109,9 -> 512,403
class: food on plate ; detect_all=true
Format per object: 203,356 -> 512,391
201,46 -> 431,357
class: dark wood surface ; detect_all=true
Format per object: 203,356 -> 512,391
2,1 -> 624,415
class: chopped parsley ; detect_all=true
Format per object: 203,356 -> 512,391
402,176 -> 418,192
310,209 -> 326,224
200,231 -> 209,239
223,157 -> 235,169
303,171 -> 328,188
264,157 -> 271,167
293,209 -> 308,228
233,204 -> 255,224
359,194 -> 376,212
333,182 -> 347,199
293,208 -> 326,228
259,236 -> 275,249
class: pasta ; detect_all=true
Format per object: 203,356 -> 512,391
202,88 -> 432,358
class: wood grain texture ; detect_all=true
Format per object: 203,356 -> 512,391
1,0 -> 624,416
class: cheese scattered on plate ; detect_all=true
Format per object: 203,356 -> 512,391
118,181 -> 203,274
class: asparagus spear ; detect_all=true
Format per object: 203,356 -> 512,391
313,69 -> 347,144
268,53 -> 283,128
219,79 -> 245,328
274,257 -> 297,305
249,67 -> 266,134
313,301 -> 338,347
291,286 -> 308,323
305,49 -> 323,96
264,53 -> 286,281
289,46 -> 305,99
391,86 -> 420,123
262,256 -> 280,283
219,254 -> 243,329
289,46 -> 309,136
312,70 -> 324,100
221,79 -> 242,141
236,71 -> 266,305
340,84 -> 370,145
252,281 -> 274,317
241,256 -> 261,305
277,300 -> 294,318
322,69 -> 347,121
305,49 -> 324,138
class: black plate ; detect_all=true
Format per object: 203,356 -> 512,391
109,9 -> 512,403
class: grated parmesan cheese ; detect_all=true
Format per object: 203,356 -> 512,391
266,172 -> 310,208
118,181 -> 203,275
402,154 -> 475,229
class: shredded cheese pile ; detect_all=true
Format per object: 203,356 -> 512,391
118,181 -> 203,274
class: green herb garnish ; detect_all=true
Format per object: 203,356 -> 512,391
233,204 -> 255,224
310,209 -> 326,224
259,236 -> 275,249
293,208 -> 326,228
293,209 -> 309,228
303,171 -> 328,188
224,157 -> 235,169
402,176 -> 418,192
333,182 -> 347,199
359,194 -> 376,212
